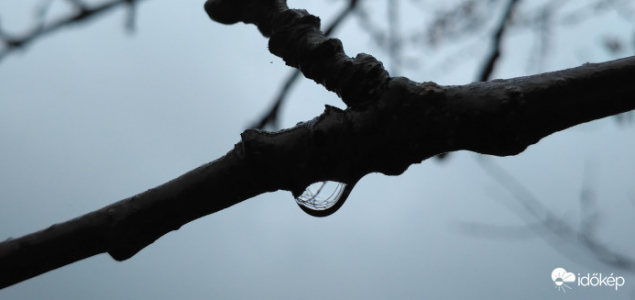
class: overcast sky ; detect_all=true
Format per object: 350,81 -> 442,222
1,0 -> 634,299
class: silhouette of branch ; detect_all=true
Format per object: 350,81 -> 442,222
250,0 -> 359,130
470,157 -> 635,270
2,0 -> 635,288
476,0 -> 521,82
0,0 -> 143,63
440,0 -> 520,159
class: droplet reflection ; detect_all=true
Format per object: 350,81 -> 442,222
295,181 -> 347,211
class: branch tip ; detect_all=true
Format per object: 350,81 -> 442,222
204,0 -> 242,25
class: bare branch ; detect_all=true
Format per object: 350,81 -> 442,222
475,157 -> 635,270
2,49 -> 635,288
2,0 -> 635,288
476,0 -> 521,82
250,0 -> 360,130
0,0 -> 145,63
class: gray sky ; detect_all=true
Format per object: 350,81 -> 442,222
1,0 -> 634,299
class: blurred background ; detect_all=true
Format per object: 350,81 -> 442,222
1,0 -> 634,298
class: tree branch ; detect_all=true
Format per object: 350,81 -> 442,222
472,157 -> 635,270
1,0 -> 635,289
0,0 -> 145,63
204,0 -> 389,108
250,0 -> 359,130
477,0 -> 521,82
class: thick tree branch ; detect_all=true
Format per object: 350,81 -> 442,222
2,53 -> 634,289
439,0 -> 521,162
1,0 -> 635,289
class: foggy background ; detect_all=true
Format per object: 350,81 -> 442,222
1,0 -> 634,299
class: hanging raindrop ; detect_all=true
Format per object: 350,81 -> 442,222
295,181 -> 354,217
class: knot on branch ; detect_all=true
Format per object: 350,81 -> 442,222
268,9 -> 389,107
338,54 -> 390,107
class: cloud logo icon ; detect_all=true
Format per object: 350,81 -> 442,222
552,268 -> 576,292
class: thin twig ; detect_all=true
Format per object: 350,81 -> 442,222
475,156 -> 635,270
0,0 -> 144,64
476,0 -> 521,82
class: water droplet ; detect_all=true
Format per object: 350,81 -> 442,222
295,181 -> 354,217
